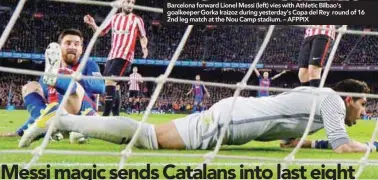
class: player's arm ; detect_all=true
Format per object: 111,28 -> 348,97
322,95 -> 369,153
271,70 -> 287,80
84,14 -> 111,37
203,85 -> 210,97
186,85 -> 193,96
140,36 -> 148,59
79,61 -> 105,94
254,69 -> 261,77
137,17 -> 148,59
280,138 -> 372,153
138,74 -> 143,83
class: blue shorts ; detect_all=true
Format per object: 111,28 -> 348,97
194,96 -> 203,105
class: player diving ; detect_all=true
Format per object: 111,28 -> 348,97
19,78 -> 377,154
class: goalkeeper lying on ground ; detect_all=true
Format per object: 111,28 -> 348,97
19,79 -> 374,153
13,29 -> 104,142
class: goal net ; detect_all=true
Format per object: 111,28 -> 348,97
0,0 -> 378,179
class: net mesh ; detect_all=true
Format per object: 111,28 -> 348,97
0,0 -> 377,179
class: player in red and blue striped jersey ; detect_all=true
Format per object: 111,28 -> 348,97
254,69 -> 287,97
15,29 -> 105,140
186,75 -> 210,113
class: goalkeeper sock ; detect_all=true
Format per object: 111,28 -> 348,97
54,78 -> 77,95
24,92 -> 46,119
301,81 -> 310,86
136,102 -> 141,114
58,113 -> 158,149
103,85 -> 115,116
311,140 -> 331,149
310,79 -> 321,87
112,89 -> 121,116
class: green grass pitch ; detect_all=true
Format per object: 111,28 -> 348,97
0,110 -> 378,179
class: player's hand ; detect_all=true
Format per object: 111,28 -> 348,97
280,139 -> 299,148
280,139 -> 312,149
142,47 -> 148,59
207,94 -> 211,98
84,14 -> 95,26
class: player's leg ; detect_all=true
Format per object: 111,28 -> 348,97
308,35 -> 332,87
102,60 -> 115,116
113,65 -> 131,115
111,85 -> 122,116
19,106 -> 158,149
128,91 -> 137,113
125,97 -> 132,114
136,96 -> 141,114
197,97 -> 203,112
103,58 -> 130,116
199,101 -> 203,112
16,81 -> 47,136
298,37 -> 311,86
192,98 -> 198,113
19,104 -> 223,150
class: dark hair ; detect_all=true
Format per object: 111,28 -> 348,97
333,79 -> 371,100
58,29 -> 84,43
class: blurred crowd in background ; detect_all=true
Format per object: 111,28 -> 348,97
1,1 -> 377,65
1,0 -> 378,117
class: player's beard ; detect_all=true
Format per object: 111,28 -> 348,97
122,8 -> 132,14
63,52 -> 78,66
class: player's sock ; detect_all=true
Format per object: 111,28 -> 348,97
112,89 -> 121,116
301,81 -> 310,86
24,92 -> 46,119
54,78 -> 77,95
136,102 -> 141,114
310,79 -> 320,87
192,106 -> 197,113
57,114 -> 158,149
16,116 -> 35,136
103,85 -> 115,116
311,140 -> 331,149
125,102 -> 130,114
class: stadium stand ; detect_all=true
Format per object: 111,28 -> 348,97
1,1 -> 378,117
1,1 -> 378,65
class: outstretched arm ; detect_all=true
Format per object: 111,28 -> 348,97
254,69 -> 261,77
140,36 -> 148,59
186,86 -> 193,96
282,95 -> 373,153
322,95 -> 368,153
84,14 -> 111,37
280,138 -> 373,153
138,74 -> 144,83
137,17 -> 148,59
203,85 -> 210,97
271,70 -> 287,80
